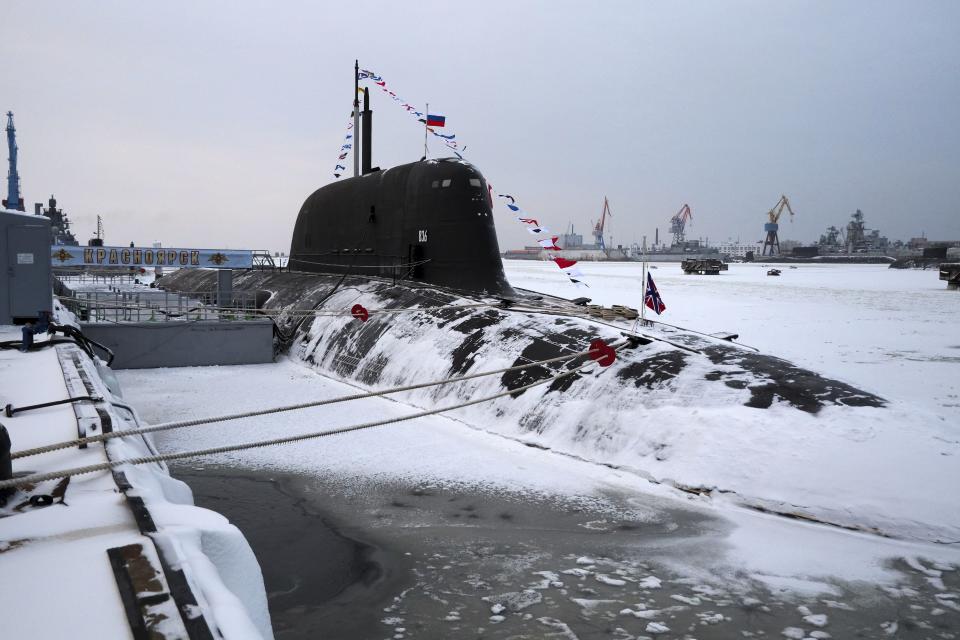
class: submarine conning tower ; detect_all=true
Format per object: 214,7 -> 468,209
288,159 -> 512,295
288,71 -> 512,295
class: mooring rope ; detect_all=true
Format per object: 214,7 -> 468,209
0,348 -> 617,491
11,342 -> 623,460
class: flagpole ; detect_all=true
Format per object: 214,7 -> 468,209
353,60 -> 360,178
639,237 -> 648,328
424,103 -> 429,159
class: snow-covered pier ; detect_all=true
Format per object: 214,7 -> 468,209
54,275 -> 275,369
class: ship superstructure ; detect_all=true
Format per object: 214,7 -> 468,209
38,194 -> 78,246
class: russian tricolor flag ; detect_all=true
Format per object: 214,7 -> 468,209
426,114 -> 446,127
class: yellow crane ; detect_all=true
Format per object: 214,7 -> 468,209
762,194 -> 795,256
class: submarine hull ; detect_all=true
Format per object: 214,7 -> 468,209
159,268 -> 883,418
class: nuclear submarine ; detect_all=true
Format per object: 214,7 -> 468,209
157,72 -> 888,528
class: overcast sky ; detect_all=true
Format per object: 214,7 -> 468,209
3,1 -> 958,252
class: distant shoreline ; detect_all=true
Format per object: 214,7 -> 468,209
502,255 -> 898,264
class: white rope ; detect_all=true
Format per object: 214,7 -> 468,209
11,342 -> 621,460
0,353 -> 610,491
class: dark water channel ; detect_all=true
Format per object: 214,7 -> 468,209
173,465 -> 959,640
172,467 -> 410,639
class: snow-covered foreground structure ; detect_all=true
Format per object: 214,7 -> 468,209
0,305 -> 272,639
157,262 -> 960,544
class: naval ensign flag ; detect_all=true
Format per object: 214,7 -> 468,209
644,272 -> 666,315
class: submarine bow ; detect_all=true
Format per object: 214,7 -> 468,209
289,159 -> 513,296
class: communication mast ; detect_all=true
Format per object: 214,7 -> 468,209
88,215 -> 105,247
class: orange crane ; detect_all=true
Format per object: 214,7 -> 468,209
761,194 -> 795,256
592,197 -> 612,250
670,204 -> 692,246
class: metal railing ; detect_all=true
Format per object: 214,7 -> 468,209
56,272 -> 145,287
59,289 -> 263,323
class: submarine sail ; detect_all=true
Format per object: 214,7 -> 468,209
289,69 -> 511,295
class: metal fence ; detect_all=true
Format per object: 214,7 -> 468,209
59,289 -> 263,323
56,272 -> 144,287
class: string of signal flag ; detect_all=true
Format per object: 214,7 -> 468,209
331,66 -> 667,301
332,67 -> 672,310
336,67 -> 591,288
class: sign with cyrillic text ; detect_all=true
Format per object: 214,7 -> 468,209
50,246 -> 254,269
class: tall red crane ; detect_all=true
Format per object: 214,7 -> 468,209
592,197 -> 612,250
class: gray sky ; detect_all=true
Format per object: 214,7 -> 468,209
3,1 -> 959,252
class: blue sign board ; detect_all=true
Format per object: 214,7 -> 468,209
50,245 -> 254,269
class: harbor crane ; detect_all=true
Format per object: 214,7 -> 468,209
670,204 -> 692,246
4,111 -> 24,211
761,194 -> 795,256
592,197 -> 612,250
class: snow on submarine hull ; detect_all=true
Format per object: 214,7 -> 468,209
160,266 -> 883,418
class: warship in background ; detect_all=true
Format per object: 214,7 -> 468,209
777,209 -> 960,265
37,194 -> 79,246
